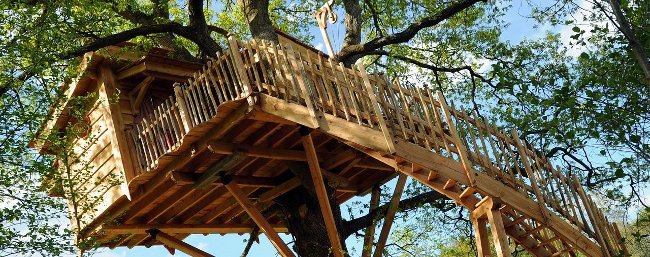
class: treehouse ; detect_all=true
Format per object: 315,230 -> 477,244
33,31 -> 627,257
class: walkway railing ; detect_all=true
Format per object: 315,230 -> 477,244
127,36 -> 625,256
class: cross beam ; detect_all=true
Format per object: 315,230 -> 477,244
146,229 -> 214,257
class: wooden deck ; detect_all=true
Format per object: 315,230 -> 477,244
88,37 -> 625,257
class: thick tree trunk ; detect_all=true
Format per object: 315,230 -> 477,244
274,162 -> 348,257
238,0 -> 279,43
341,0 -> 362,66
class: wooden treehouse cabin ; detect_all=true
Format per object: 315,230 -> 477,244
33,32 -> 627,257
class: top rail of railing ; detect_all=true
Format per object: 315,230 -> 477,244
127,36 -> 625,256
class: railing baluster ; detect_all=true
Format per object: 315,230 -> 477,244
200,66 -> 219,116
215,52 -> 236,100
174,83 -> 193,132
415,86 -> 438,152
437,92 -> 475,186
205,60 -> 225,104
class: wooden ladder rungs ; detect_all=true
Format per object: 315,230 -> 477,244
427,170 -> 439,181
459,187 -> 475,199
549,247 -> 572,257
535,236 -> 560,248
506,215 -> 527,228
443,179 -> 456,190
518,225 -> 546,238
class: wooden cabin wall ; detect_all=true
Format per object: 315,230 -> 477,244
63,63 -> 134,231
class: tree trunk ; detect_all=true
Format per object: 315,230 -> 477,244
274,162 -> 348,257
238,0 -> 279,43
605,0 -> 650,82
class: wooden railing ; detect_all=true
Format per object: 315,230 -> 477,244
127,37 -> 625,256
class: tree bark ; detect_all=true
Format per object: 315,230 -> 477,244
336,0 -> 484,63
238,0 -> 279,43
341,0 -> 362,66
605,0 -> 650,82
274,162 -> 348,257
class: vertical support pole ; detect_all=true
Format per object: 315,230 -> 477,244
486,207 -> 512,257
436,91 -> 475,186
173,83 -> 193,133
358,63 -> 396,154
512,130 -> 550,223
299,127 -> 344,257
228,36 -> 255,105
97,63 -> 134,199
362,186 -> 381,257
472,217 -> 491,257
373,174 -> 407,257
224,180 -> 296,257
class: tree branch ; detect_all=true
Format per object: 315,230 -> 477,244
336,0 -> 485,63
208,25 -> 229,37
58,22 -> 188,59
341,190 -> 451,238
240,226 -> 260,257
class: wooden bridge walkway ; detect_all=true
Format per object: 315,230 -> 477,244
124,37 -> 626,257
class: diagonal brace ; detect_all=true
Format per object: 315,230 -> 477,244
299,127 -> 345,257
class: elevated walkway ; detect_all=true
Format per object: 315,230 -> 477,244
93,37 -> 624,257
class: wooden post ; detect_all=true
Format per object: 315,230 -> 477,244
228,36 -> 255,105
436,91 -> 475,186
97,63 -> 134,198
472,217 -> 491,257
147,229 -> 214,257
224,181 -> 296,257
300,127 -> 344,257
511,130 -> 550,223
486,207 -> 511,257
173,83 -> 193,133
357,63 -> 395,153
373,174 -> 407,257
362,186 -> 381,257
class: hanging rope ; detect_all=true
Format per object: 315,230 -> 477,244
314,0 -> 337,56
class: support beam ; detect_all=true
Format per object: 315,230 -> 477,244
300,127 -> 345,257
485,205 -> 512,257
147,229 -> 214,257
373,173 -> 407,257
362,186 -> 381,257
224,181 -> 296,257
207,140 -> 392,171
104,223 -> 288,236
131,76 -> 155,115
195,152 -> 247,189
472,218 -> 491,257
